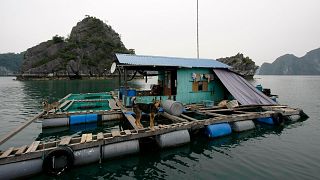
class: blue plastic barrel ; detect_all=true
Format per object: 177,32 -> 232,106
257,117 -> 274,125
86,114 -> 98,123
69,114 -> 87,125
205,123 -> 232,138
69,114 -> 98,125
119,86 -> 127,100
127,89 -> 136,97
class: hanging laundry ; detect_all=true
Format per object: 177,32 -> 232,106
192,73 -> 197,81
204,74 -> 210,82
200,74 -> 204,81
196,74 -> 201,82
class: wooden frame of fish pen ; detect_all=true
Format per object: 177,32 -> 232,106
0,102 -> 304,179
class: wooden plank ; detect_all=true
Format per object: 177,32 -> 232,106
25,141 -> 40,153
80,134 -> 87,143
15,145 -> 28,155
203,112 -> 228,117
161,112 -> 188,122
180,114 -> 197,121
108,99 -> 120,110
58,93 -> 72,103
86,133 -> 93,143
123,113 -> 141,130
124,130 -> 132,135
111,130 -> 121,137
0,111 -> 45,146
0,147 -> 14,158
58,100 -> 71,110
97,132 -> 104,140
200,109 -> 234,113
59,136 -> 72,145
0,107 -> 303,166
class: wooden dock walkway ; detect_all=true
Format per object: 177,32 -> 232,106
0,104 -> 303,165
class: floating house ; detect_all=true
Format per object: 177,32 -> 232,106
0,54 -> 306,179
113,53 -> 276,106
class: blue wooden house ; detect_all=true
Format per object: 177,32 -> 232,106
113,54 -> 275,106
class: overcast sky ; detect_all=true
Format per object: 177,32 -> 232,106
1,0 -> 319,65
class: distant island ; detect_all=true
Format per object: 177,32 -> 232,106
259,47 -> 320,75
17,15 -> 133,80
0,15 -> 259,80
217,53 -> 258,79
0,53 -> 24,76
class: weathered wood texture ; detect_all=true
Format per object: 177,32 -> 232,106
0,106 -> 302,165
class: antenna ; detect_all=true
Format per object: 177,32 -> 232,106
197,0 -> 199,59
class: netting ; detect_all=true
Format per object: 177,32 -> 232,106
65,101 -> 110,112
66,93 -> 112,101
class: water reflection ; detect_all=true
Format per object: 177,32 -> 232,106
32,119 -> 306,179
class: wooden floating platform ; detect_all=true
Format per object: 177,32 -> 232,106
0,105 -> 303,165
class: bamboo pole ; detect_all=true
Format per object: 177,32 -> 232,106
0,111 -> 45,146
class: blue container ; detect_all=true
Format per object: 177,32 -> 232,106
86,114 -> 98,123
205,123 -> 232,138
256,84 -> 263,92
127,89 -> 136,97
69,114 -> 86,125
257,117 -> 274,125
69,114 -> 98,125
119,86 -> 127,100
202,100 -> 214,107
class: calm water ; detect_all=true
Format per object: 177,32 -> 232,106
0,76 -> 319,179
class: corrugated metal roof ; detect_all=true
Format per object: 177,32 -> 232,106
115,54 -> 230,69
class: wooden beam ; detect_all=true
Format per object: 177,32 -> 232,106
180,114 -> 197,121
15,145 -> 28,155
0,147 -> 14,158
80,134 -> 87,144
59,137 -> 72,145
62,100 -> 74,111
58,100 -> 71,110
202,112 -> 227,117
161,112 -> 188,122
108,99 -> 120,110
58,93 -> 72,103
111,130 -> 121,137
86,133 -> 93,143
123,113 -> 141,130
25,141 -> 40,153
124,130 -> 132,135
0,107 -> 303,166
97,132 -> 104,140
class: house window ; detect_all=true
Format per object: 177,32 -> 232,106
192,81 -> 208,92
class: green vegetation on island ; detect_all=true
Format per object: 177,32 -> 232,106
217,53 -> 259,78
19,16 -> 133,79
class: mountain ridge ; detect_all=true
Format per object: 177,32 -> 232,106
259,48 -> 320,75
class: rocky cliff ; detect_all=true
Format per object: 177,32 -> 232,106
259,48 -> 320,75
19,16 -> 132,79
217,53 -> 259,78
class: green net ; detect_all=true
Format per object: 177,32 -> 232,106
66,93 -> 112,101
64,101 -> 111,112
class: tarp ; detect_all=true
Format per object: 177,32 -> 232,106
213,69 -> 276,105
